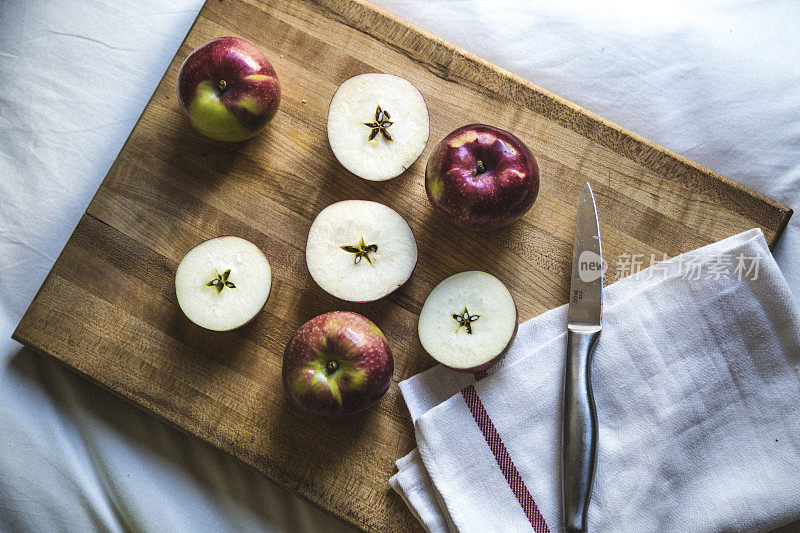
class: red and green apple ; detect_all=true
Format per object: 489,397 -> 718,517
283,311 -> 394,418
425,124 -> 539,230
177,37 -> 280,142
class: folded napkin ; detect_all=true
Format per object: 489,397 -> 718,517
390,229 -> 800,533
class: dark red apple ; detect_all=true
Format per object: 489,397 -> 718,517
177,37 -> 280,142
425,124 -> 539,230
283,311 -> 393,418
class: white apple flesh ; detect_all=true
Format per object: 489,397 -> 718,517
306,200 -> 417,302
418,271 -> 517,372
327,73 -> 429,181
175,236 -> 272,331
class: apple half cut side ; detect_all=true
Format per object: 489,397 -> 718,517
418,271 -> 518,372
306,200 -> 417,302
327,73 -> 429,181
175,236 -> 272,331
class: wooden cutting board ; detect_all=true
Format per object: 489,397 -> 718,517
13,0 -> 793,531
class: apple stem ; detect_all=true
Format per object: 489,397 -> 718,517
217,79 -> 227,92
476,160 -> 487,174
326,360 -> 339,374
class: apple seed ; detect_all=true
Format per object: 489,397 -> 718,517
340,235 -> 379,266
452,307 -> 480,334
363,105 -> 394,141
206,268 -> 236,294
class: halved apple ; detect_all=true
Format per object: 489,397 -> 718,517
175,236 -> 271,331
306,200 -> 417,302
418,271 -> 517,372
327,73 -> 429,181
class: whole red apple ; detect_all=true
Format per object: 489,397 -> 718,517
425,124 -> 539,230
283,311 -> 393,418
177,37 -> 280,142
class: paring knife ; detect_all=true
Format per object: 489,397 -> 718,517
561,182 -> 603,533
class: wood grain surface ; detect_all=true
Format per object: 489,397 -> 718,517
13,0 -> 793,531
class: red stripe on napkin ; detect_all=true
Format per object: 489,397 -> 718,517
462,383 -> 550,533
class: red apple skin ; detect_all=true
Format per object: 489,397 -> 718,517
177,37 -> 280,142
283,312 -> 394,418
425,124 -> 539,230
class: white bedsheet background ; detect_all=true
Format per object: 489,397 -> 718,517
0,1 -> 797,531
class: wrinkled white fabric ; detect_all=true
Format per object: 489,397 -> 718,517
393,229 -> 800,532
1,1 -> 799,531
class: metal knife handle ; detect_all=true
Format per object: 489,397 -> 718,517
562,325 -> 601,533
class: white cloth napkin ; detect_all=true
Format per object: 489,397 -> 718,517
390,229 -> 800,533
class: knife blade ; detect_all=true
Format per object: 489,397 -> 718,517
561,182 -> 603,533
